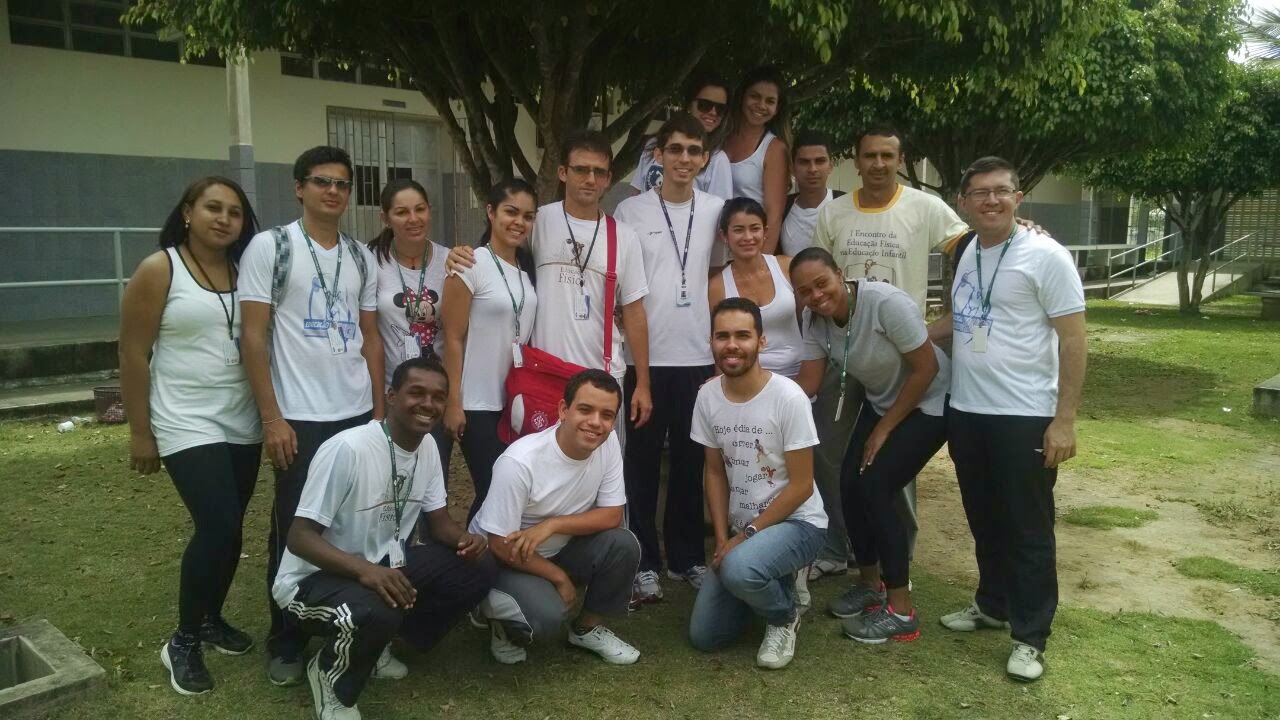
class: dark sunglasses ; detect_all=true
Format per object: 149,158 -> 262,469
693,98 -> 728,116
303,175 -> 354,191
663,143 -> 705,158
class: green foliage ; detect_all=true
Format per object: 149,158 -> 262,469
1063,505 -> 1159,529
795,0 -> 1239,197
1176,556 -> 1280,597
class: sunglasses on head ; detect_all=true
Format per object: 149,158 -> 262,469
303,175 -> 354,191
693,98 -> 727,116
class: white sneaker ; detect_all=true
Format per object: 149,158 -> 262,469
939,603 -> 1010,632
756,614 -> 800,669
467,605 -> 486,629
489,622 -> 527,665
666,565 -> 708,590
307,654 -> 361,720
631,570 -> 664,606
371,645 -> 407,680
806,558 -> 848,581
793,568 -> 811,613
567,625 -> 640,665
1007,642 -> 1045,682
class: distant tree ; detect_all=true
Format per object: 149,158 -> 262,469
1079,65 -> 1280,314
796,0 -> 1239,201
1237,6 -> 1280,63
129,0 -> 1093,200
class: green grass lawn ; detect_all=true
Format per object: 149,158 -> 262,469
1062,505 -> 1159,529
1,297 -> 1278,719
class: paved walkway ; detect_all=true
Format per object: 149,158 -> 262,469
1115,265 -> 1259,306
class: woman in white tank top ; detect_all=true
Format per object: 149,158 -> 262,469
119,177 -> 262,696
708,198 -> 804,378
723,66 -> 792,254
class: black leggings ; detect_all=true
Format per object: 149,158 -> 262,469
459,410 -> 507,522
164,442 -> 263,634
841,403 -> 945,589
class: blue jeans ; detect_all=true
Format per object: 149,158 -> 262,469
688,519 -> 825,650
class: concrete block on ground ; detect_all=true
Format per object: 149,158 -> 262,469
0,619 -> 105,718
1255,374 -> 1280,418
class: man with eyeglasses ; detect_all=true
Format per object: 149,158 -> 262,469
613,113 -> 726,605
930,156 -> 1086,683
779,130 -> 845,257
629,76 -> 735,202
447,131 -> 653,428
239,145 -> 386,687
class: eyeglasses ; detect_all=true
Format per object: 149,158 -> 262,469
303,175 -> 354,191
662,143 -> 705,158
963,188 -> 1017,201
566,165 -> 611,180
693,98 -> 728,116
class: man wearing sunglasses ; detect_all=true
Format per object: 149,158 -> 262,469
239,145 -> 386,688
613,113 -> 726,605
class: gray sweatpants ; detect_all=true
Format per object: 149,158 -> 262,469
811,364 -> 919,565
483,527 -> 640,644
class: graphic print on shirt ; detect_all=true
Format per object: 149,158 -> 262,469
836,229 -> 907,280
950,268 -> 988,345
394,288 -> 439,351
714,421 -> 783,519
302,275 -> 357,351
357,468 -> 420,525
644,163 -> 664,192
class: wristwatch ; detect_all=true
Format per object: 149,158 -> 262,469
743,524 -> 759,539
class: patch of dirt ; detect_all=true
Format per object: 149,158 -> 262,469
914,424 -> 1280,674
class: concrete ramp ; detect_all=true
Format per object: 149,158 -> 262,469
1114,262 -> 1262,306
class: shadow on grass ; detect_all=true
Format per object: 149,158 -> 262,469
1083,351 -> 1219,419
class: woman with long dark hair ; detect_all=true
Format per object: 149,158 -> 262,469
708,198 -> 804,379
441,179 -> 539,519
723,66 -> 792,254
789,247 -> 949,645
630,73 -> 734,201
368,177 -> 454,478
119,176 -> 262,696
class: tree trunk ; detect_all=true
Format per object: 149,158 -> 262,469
1175,252 -> 1193,313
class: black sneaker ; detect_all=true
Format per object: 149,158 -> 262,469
160,633 -> 213,695
199,617 -> 254,655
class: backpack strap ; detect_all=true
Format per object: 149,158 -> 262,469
342,232 -> 370,292
268,225 -> 292,343
602,214 -> 618,375
783,192 -> 798,219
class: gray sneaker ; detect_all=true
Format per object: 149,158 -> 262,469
267,654 -> 306,687
1006,642 -> 1045,682
827,582 -> 887,619
843,605 -> 921,644
939,603 -> 1010,632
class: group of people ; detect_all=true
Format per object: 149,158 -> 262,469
118,66 -> 1087,720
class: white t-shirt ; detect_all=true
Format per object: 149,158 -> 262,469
780,189 -> 834,257
374,242 -> 448,386
614,189 -> 725,367
239,220 -> 378,421
801,281 -> 950,417
469,424 -> 628,558
690,374 -> 828,533
149,248 -> 262,456
630,139 -> 735,201
456,249 -> 538,411
950,228 -> 1085,417
813,185 -> 968,312
272,420 -> 447,607
529,202 -> 649,379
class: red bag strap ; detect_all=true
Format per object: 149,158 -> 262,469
602,214 -> 618,374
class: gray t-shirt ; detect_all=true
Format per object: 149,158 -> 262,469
802,281 -> 949,417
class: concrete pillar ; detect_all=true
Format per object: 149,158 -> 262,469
226,49 -> 255,207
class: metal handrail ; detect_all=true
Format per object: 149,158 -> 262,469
1122,246 -> 1180,296
1104,231 -> 1181,298
1108,231 -> 1177,262
1208,232 -> 1257,296
0,226 -> 158,304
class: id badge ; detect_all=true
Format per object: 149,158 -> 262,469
834,394 -> 845,422
574,292 -> 591,321
402,334 -> 422,360
973,323 -> 990,354
676,279 -> 691,307
388,539 -> 406,569
222,337 -> 241,366
512,343 -> 524,368
327,323 -> 347,354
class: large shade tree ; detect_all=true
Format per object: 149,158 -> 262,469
1079,65 -> 1280,314
129,0 -> 1093,200
795,0 -> 1240,200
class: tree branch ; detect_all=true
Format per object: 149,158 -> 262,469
602,36 -> 712,144
472,14 -> 539,117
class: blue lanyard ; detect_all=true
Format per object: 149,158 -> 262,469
656,189 -> 694,286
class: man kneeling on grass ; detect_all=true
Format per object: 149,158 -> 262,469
688,298 -> 828,669
469,369 -> 642,666
272,356 -> 496,720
